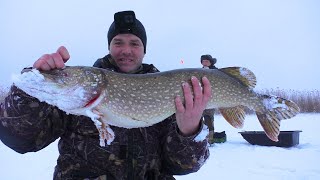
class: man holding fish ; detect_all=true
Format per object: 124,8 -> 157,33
0,11 -> 212,179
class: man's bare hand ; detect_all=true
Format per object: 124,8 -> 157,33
175,76 -> 212,136
33,46 -> 70,71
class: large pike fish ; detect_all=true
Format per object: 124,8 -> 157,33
13,66 -> 300,146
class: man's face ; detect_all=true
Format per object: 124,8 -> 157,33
201,59 -> 211,67
109,33 -> 145,73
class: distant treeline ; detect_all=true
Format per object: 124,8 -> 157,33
0,86 -> 319,113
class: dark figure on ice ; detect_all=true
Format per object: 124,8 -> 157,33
201,54 -> 218,145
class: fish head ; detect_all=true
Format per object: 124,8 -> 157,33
13,66 -> 107,113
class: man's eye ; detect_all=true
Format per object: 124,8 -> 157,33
131,43 -> 140,47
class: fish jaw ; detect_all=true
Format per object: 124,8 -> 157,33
12,67 -> 106,114
13,68 -> 116,146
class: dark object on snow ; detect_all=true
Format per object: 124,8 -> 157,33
239,131 -> 302,147
213,131 -> 227,143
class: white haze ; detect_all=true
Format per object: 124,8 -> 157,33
0,0 -> 320,90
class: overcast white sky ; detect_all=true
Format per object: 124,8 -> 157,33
1,0 -> 319,90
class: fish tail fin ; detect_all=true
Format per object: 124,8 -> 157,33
219,106 -> 246,128
256,95 -> 300,142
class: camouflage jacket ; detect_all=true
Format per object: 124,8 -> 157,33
0,55 -> 210,180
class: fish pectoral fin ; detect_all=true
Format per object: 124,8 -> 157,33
256,112 -> 280,142
219,106 -> 246,128
85,109 -> 114,146
97,123 -> 115,146
85,109 -> 103,121
92,109 -> 104,117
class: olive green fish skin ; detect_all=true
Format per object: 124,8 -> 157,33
14,66 -> 299,142
78,67 -> 263,126
111,68 -> 264,115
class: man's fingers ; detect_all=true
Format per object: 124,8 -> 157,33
33,54 -> 50,70
32,46 -> 69,71
57,46 -> 70,62
174,96 -> 185,113
182,82 -> 193,109
175,76 -> 212,136
191,76 -> 202,107
38,63 -> 51,71
202,76 -> 212,103
180,77 -> 211,110
50,53 -> 64,69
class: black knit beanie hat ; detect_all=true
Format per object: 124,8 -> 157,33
201,54 -> 217,65
107,11 -> 147,53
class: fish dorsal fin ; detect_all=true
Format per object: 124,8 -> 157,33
219,106 -> 246,128
219,67 -> 256,89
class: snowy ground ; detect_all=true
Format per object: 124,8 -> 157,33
175,113 -> 320,180
0,113 -> 319,180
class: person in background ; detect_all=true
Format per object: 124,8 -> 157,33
201,54 -> 217,145
0,11 -> 212,179
201,54 -> 217,70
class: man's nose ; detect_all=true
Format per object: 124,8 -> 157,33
121,45 -> 132,54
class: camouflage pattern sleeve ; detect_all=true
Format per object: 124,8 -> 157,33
161,116 -> 210,175
0,85 -> 68,153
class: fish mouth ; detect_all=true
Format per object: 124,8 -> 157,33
21,67 -> 34,73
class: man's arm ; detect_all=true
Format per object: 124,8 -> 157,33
161,76 -> 211,174
0,46 -> 71,153
161,115 -> 209,175
0,86 -> 68,153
